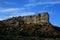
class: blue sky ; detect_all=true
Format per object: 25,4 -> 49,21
0,0 -> 60,27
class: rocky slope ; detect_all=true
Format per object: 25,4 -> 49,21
0,12 -> 60,40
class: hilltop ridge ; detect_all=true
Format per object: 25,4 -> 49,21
2,12 -> 49,26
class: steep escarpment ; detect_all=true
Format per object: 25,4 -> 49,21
2,12 -> 49,27
22,12 -> 49,25
0,12 -> 60,40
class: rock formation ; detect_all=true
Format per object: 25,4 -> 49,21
23,12 -> 49,25
0,12 -> 60,40
2,12 -> 49,27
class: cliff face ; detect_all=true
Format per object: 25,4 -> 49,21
23,12 -> 49,25
2,12 -> 49,27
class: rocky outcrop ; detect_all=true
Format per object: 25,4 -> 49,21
0,12 -> 60,40
23,12 -> 49,25
2,12 -> 49,27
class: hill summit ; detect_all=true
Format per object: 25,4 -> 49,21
2,12 -> 49,27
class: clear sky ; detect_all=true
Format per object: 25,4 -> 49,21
0,0 -> 60,27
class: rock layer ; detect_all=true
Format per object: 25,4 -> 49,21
23,12 -> 49,25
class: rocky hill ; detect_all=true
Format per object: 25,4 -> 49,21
0,12 -> 60,40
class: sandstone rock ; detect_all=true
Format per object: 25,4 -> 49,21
23,12 -> 49,25
2,12 -> 49,27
